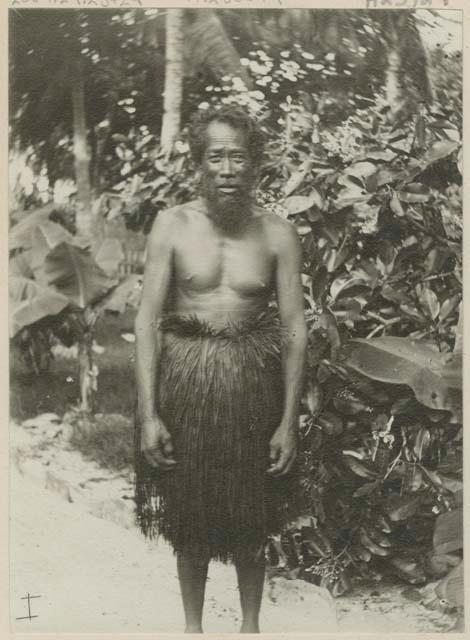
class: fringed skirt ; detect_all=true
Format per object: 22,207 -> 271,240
134,310 -> 295,563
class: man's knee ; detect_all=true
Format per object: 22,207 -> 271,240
177,547 -> 210,568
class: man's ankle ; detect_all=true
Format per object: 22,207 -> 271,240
240,619 -> 260,633
185,624 -> 203,634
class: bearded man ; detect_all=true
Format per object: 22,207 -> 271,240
134,105 -> 307,634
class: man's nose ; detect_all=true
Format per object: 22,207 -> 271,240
220,157 -> 235,176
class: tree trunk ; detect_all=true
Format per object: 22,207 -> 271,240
71,56 -> 93,238
384,28 -> 403,117
78,329 -> 97,413
161,8 -> 184,155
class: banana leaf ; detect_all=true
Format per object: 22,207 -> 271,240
9,276 -> 69,338
433,508 -> 463,555
435,560 -> 464,608
343,337 -> 462,420
38,241 -> 118,309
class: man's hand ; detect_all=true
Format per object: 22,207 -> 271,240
267,424 -> 297,477
141,416 -> 177,470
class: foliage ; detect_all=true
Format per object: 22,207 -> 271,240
8,208 -> 134,410
256,82 -> 462,599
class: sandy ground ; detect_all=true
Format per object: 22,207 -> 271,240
9,417 -> 460,634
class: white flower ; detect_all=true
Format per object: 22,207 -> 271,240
301,51 -> 314,60
280,50 -> 290,58
232,78 -> 248,92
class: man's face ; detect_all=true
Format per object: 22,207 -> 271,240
200,121 -> 255,230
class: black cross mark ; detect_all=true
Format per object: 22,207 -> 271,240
16,593 -> 40,621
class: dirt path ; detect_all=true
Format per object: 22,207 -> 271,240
10,417 -> 458,634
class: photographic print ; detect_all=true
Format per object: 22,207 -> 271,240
8,1 -> 464,635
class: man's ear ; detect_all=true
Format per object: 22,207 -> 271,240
194,167 -> 202,186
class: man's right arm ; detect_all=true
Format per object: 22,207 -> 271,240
134,209 -> 176,468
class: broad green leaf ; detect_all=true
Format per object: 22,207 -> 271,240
9,276 -> 69,338
94,238 -> 125,276
435,560 -> 464,607
29,221 -> 76,272
397,191 -> 430,204
439,295 -> 460,323
433,508 -> 463,555
39,241 -> 118,309
343,455 -> 377,479
10,251 -> 33,278
330,297 -> 363,325
413,428 -> 431,461
359,527 -> 390,556
323,236 -> 351,274
353,481 -> 380,498
415,116 -> 426,148
310,265 -> 329,301
334,388 -> 370,414
373,166 -> 403,187
416,285 -> 440,321
283,194 -> 317,215
388,557 -> 427,585
381,283 -> 411,305
389,192 -> 405,217
319,309 -> 341,355
383,493 -> 422,521
9,203 -> 56,250
305,380 -> 323,417
332,190 -> 371,211
422,140 -> 460,165
345,161 -> 376,180
283,162 -> 312,197
425,553 -> 461,579
330,274 -> 370,301
343,337 -> 462,419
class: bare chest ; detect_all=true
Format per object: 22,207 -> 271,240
173,228 -> 274,296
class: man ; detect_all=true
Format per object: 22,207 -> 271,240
134,105 -> 307,634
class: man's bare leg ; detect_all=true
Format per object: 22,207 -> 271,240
177,551 -> 209,633
235,551 -> 265,634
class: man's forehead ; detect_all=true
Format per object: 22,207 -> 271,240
205,121 -> 248,150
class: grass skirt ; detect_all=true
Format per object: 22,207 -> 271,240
134,310 -> 295,563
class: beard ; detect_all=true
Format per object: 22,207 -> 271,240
200,176 -> 254,234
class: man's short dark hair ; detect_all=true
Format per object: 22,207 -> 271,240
188,105 -> 265,168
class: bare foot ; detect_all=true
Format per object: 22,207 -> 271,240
240,621 -> 260,633
185,625 -> 203,633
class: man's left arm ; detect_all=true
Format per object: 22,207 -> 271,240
267,220 -> 308,477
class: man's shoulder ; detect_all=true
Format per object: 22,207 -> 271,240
256,207 -> 298,246
148,200 -> 202,237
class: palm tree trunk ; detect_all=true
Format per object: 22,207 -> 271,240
161,8 -> 184,155
384,26 -> 403,116
71,55 -> 93,238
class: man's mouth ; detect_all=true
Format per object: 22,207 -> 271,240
217,186 -> 239,194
